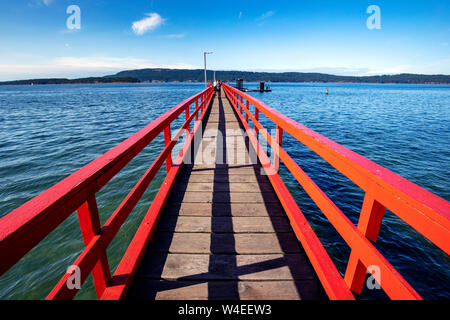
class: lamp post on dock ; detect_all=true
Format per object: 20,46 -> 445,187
204,51 -> 213,88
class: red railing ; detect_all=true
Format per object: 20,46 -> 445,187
222,82 -> 450,300
0,86 -> 214,300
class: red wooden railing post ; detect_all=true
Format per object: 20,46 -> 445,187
0,87 -> 214,300
222,83 -> 355,300
185,106 -> 190,133
244,100 -> 249,123
218,83 -> 450,299
201,94 -> 204,114
77,192 -> 111,298
195,99 -> 199,121
254,107 -> 259,136
274,125 -> 283,173
100,87 -> 215,300
344,193 -> 386,294
164,125 -> 173,172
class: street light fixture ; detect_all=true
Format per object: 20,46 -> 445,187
204,51 -> 213,88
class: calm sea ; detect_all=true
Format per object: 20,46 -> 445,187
0,82 -> 448,299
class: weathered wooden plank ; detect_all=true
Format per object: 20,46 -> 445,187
157,216 -> 292,233
128,280 -> 325,300
202,131 -> 244,138
208,110 -> 236,113
204,122 -> 243,129
207,114 -> 239,121
181,166 -> 259,175
176,174 -> 265,183
172,182 -> 274,193
149,233 -> 302,254
163,202 -> 286,217
208,111 -> 236,115
169,191 -> 280,203
136,253 -> 315,281
184,164 -> 258,170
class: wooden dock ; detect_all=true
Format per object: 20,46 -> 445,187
127,90 -> 326,300
3,84 -> 447,301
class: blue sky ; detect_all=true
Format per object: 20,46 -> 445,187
0,0 -> 449,80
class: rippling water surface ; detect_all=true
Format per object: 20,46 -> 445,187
0,82 -> 448,299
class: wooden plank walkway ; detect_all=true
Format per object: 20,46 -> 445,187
127,90 -> 326,300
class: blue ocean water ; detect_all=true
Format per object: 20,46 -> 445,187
0,82 -> 448,299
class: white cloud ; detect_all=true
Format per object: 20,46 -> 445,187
256,10 -> 275,21
233,61 -> 450,76
332,59 -> 450,76
0,56 -> 199,81
132,13 -> 165,35
256,10 -> 275,27
28,0 -> 53,7
238,12 -> 242,19
363,65 -> 413,76
291,67 -> 372,76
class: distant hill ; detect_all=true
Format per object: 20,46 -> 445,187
1,70 -> 449,85
109,68 -> 450,84
0,77 -> 140,85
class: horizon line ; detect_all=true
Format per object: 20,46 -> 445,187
1,68 -> 450,83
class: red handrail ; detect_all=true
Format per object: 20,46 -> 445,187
222,82 -> 450,300
100,93 -> 212,300
0,86 -> 214,299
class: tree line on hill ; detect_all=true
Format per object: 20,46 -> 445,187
1,69 -> 449,85
0,77 -> 140,85
110,69 -> 450,84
